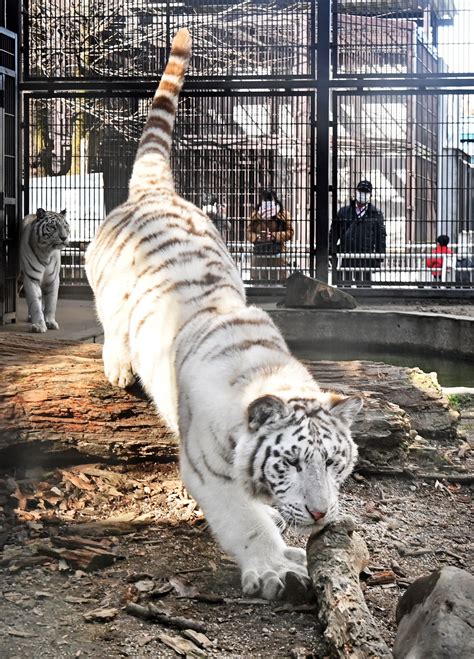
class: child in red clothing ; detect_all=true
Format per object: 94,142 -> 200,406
426,235 -> 454,282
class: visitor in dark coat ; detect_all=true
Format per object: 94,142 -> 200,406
330,179 -> 386,282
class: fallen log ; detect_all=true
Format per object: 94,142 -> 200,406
307,518 -> 391,659
0,334 -> 177,465
0,335 -> 458,467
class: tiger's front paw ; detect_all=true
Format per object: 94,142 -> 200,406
104,359 -> 135,388
103,343 -> 135,388
46,320 -> 60,330
30,321 -> 47,333
242,548 -> 312,602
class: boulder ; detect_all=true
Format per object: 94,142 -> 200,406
283,272 -> 357,309
394,566 -> 474,659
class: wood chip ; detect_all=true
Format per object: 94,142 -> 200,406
7,628 -> 34,638
137,633 -> 156,647
60,471 -> 95,492
83,607 -> 118,623
36,542 -> 120,571
158,632 -> 207,657
366,569 -> 397,586
169,576 -> 224,604
125,602 -> 207,634
134,579 -> 155,593
182,629 -> 214,649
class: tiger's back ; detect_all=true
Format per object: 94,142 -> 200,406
86,28 -> 363,602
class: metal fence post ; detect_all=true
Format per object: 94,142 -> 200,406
315,0 -> 331,283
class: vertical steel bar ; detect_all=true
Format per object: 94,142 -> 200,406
315,0 -> 331,282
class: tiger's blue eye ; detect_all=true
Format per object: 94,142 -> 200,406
326,458 -> 334,467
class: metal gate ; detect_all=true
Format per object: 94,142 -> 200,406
17,1 -> 474,300
0,26 -> 17,323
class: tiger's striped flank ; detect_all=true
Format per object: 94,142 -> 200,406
85,28 -> 363,603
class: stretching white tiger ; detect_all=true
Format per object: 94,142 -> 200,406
85,29 -> 362,600
20,208 -> 70,333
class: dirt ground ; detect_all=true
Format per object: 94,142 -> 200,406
1,417 -> 473,659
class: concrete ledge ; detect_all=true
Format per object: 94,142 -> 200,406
268,308 -> 474,360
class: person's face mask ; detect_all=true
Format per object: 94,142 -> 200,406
259,200 -> 279,219
356,191 -> 370,205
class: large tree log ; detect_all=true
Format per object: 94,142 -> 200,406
307,518 -> 391,658
0,335 -> 177,464
0,335 -> 459,466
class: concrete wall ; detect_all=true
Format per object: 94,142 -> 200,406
268,309 -> 474,360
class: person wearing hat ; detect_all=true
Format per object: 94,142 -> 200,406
329,180 -> 386,283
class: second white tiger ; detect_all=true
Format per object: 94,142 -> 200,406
85,29 -> 362,600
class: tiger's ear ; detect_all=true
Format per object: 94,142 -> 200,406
60,209 -> 67,216
248,395 -> 288,431
327,394 -> 363,426
36,208 -> 46,219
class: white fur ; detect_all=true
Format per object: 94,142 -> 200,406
85,29 -> 362,600
20,210 -> 69,333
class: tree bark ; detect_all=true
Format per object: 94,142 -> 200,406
307,518 -> 392,659
0,335 -> 459,467
0,335 -> 176,465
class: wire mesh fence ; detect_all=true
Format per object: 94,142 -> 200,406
333,90 -> 474,287
25,0 -> 314,81
334,0 -> 472,78
20,0 -> 474,292
25,90 -> 313,285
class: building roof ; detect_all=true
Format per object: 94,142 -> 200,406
339,0 -> 456,20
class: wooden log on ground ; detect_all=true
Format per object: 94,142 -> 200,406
0,335 -> 177,465
0,335 -> 459,467
307,518 -> 392,659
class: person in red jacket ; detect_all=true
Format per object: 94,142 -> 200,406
426,235 -> 454,282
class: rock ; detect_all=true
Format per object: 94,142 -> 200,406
393,566 -> 474,659
83,607 -> 118,623
283,272 -> 357,309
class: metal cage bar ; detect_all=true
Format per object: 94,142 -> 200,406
17,1 -> 474,295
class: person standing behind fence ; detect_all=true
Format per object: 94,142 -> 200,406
202,193 -> 231,242
330,180 -> 386,283
247,189 -> 294,255
426,235 -> 454,283
246,189 -> 294,282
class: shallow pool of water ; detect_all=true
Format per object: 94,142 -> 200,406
290,342 -> 474,388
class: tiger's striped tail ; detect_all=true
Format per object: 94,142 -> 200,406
129,28 -> 192,198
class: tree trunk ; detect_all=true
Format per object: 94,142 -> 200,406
0,335 -> 459,467
0,335 -> 176,465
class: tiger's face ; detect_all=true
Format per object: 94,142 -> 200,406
240,394 -> 362,530
35,208 -> 70,249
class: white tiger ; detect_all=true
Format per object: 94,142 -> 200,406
20,208 -> 70,333
85,29 -> 362,600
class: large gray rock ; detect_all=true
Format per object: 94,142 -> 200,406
394,566 -> 474,659
283,272 -> 357,309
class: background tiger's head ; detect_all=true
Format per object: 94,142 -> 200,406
34,208 -> 70,249
238,393 -> 362,530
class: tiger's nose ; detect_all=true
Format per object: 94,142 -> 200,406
309,509 -> 326,522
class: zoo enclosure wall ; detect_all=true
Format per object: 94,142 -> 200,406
17,1 -> 474,295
